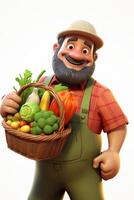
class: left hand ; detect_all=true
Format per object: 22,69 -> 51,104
93,150 -> 120,180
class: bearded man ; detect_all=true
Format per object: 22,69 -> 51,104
0,20 -> 128,200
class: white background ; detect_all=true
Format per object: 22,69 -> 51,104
0,0 -> 133,199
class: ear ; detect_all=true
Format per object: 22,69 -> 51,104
53,43 -> 60,52
94,52 -> 98,61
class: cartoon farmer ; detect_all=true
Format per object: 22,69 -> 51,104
0,20 -> 128,199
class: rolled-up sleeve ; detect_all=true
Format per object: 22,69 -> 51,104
96,88 -> 128,133
88,82 -> 128,134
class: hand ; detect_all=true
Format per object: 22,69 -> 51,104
0,92 -> 21,117
93,150 -> 120,180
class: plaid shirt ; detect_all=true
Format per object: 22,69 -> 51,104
40,75 -> 128,134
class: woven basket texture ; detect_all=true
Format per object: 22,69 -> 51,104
2,82 -> 72,160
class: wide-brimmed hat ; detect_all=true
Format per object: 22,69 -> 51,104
57,20 -> 103,49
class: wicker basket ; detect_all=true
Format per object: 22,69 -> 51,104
2,82 -> 72,160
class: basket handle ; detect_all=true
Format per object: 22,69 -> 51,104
17,82 -> 65,132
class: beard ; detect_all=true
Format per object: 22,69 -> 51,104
52,51 -> 95,86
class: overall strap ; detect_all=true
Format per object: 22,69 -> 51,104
80,78 -> 95,120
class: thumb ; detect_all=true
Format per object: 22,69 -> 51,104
93,154 -> 104,168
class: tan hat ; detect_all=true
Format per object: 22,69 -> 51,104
57,20 -> 103,49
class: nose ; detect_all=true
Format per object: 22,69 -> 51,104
68,49 -> 84,60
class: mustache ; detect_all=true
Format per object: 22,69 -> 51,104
52,52 -> 95,86
64,55 -> 87,65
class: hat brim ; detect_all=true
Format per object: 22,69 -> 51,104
57,30 -> 103,49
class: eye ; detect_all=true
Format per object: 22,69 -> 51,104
66,43 -> 74,50
82,48 -> 89,55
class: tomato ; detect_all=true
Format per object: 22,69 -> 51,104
19,120 -> 27,127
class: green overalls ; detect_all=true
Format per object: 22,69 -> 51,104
28,78 -> 104,200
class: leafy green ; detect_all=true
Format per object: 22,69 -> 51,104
36,69 -> 46,82
54,83 -> 68,93
38,88 -> 46,99
15,69 -> 32,87
14,69 -> 33,105
36,70 -> 46,99
13,69 -> 46,105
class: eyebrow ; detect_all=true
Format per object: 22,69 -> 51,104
84,41 -> 93,48
67,37 -> 78,43
67,37 -> 94,49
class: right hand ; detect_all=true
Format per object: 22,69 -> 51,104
0,92 -> 21,117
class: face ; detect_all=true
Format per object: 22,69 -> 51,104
52,35 -> 97,85
58,36 -> 95,71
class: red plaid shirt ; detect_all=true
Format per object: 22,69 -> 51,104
39,75 -> 128,134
